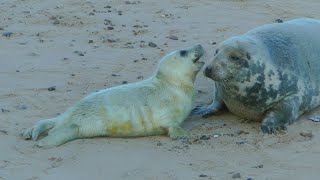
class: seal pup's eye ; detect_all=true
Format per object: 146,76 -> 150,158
180,50 -> 187,57
230,55 -> 240,61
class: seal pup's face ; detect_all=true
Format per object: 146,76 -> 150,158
204,36 -> 255,82
156,45 -> 205,83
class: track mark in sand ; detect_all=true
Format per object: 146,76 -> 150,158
47,156 -> 64,169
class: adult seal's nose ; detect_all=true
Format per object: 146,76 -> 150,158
204,66 -> 213,77
194,44 -> 204,57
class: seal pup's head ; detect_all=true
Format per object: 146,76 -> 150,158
204,36 -> 257,82
156,45 -> 205,84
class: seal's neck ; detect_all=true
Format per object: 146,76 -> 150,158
155,71 -> 195,94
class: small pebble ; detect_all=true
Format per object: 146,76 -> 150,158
63,57 -> 69,60
1,109 -> 10,113
247,178 -> 254,180
148,42 -> 157,48
300,132 -> 313,139
0,130 -> 8,135
2,32 -> 13,37
199,174 -> 207,178
156,142 -> 163,146
232,173 -> 241,179
236,130 -> 250,135
71,74 -> 75,76
213,134 -> 219,138
16,70 -> 20,72
111,74 -> 119,76
210,41 -> 217,45
199,135 -> 210,140
274,19 -> 284,23
122,81 -> 128,84
104,5 -> 111,8
15,105 -> 27,110
88,40 -> 94,43
104,19 -> 113,26
0,27 -> 4,30
48,86 -> 56,91
167,35 -> 178,40
107,39 -> 117,43
88,12 -> 95,15
137,75 -> 143,79
74,51 -> 85,56
107,26 -> 114,30
255,165 -> 263,168
118,11 -> 122,15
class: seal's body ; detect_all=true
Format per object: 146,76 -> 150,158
193,18 -> 320,133
23,45 -> 204,147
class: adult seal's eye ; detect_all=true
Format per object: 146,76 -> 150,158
180,50 -> 187,57
230,55 -> 240,61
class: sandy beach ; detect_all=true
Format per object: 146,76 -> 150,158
1,0 -> 320,179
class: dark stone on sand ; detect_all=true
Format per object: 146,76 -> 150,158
2,32 -> 13,37
274,19 -> 284,23
148,42 -> 157,48
1,109 -> 10,113
199,135 -> 210,140
74,51 -> 85,56
0,130 -> 8,135
15,105 -> 27,110
48,86 -> 56,91
167,35 -> 178,40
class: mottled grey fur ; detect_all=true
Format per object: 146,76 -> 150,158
192,18 -> 320,133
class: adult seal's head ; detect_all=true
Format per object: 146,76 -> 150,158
192,18 -> 320,134
204,36 -> 256,82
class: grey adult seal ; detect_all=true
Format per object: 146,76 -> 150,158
192,18 -> 320,133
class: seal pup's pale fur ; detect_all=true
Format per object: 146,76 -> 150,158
22,45 -> 204,147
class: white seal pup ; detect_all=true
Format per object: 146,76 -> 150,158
22,45 -> 204,147
192,18 -> 320,133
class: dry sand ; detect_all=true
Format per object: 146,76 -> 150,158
1,0 -> 320,179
